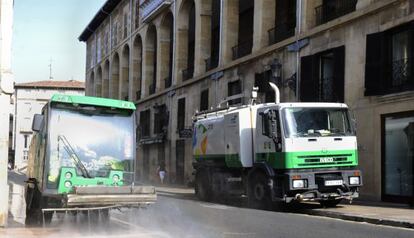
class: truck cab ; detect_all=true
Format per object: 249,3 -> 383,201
255,103 -> 361,205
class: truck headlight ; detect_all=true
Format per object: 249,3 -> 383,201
64,181 -> 72,188
113,175 -> 120,183
293,179 -> 306,188
349,176 -> 360,185
65,172 -> 72,179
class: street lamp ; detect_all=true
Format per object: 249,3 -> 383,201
270,59 -> 282,86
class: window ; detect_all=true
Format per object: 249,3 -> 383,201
228,80 -> 242,105
104,30 -> 109,55
24,134 -> 29,149
97,36 -> 101,61
184,2 -> 196,80
200,89 -> 209,111
365,22 -> 414,95
300,46 -> 345,102
135,0 -> 140,29
269,0 -> 296,45
154,105 -> 167,135
112,21 -> 118,47
139,109 -> 151,138
207,0 -> 220,70
233,0 -> 254,60
315,0 -> 357,26
123,13 -> 128,39
177,98 -> 186,131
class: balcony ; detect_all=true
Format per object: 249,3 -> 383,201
205,56 -> 219,71
140,0 -> 172,23
315,0 -> 357,26
177,127 -> 193,139
268,21 -> 296,45
182,67 -> 194,81
164,76 -> 172,88
232,38 -> 253,60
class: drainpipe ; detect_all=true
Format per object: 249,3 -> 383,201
295,0 -> 302,101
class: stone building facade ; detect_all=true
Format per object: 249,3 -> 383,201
80,0 -> 414,203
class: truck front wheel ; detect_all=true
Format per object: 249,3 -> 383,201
248,173 -> 272,210
319,199 -> 342,208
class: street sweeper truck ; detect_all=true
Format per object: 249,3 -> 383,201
25,94 -> 156,225
193,83 -> 362,209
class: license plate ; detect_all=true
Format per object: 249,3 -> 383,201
325,180 -> 343,186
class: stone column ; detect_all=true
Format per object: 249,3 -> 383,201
356,0 -> 373,10
301,0 -> 322,32
194,0 -> 212,75
253,0 -> 275,51
221,0 -> 238,64
174,28 -> 188,83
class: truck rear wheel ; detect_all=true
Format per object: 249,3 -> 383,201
195,171 -> 211,201
248,173 -> 272,210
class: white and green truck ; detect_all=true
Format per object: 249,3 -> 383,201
192,84 -> 362,208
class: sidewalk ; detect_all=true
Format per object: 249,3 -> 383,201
155,184 -> 414,229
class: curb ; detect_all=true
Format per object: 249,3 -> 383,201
305,209 -> 414,229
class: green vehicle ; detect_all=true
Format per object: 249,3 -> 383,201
25,94 -> 156,225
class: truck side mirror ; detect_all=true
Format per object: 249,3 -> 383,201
32,114 -> 44,132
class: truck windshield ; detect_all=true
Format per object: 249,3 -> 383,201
282,107 -> 354,138
47,106 -> 134,188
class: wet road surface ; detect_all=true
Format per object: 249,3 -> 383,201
2,195 -> 414,238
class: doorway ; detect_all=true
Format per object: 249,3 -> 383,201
382,111 -> 414,204
175,140 -> 185,184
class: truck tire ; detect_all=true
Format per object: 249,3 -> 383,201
248,173 -> 272,210
195,171 -> 211,201
320,199 -> 342,208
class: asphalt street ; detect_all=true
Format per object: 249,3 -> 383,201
3,195 -> 414,238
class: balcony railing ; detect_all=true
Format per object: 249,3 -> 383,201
315,0 -> 357,26
149,83 -> 156,95
164,76 -> 172,88
389,58 -> 414,93
232,38 -> 253,60
205,56 -> 219,71
182,67 -> 194,81
177,127 -> 193,139
268,21 -> 296,45
140,0 -> 172,23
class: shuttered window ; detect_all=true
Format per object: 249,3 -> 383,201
365,22 -> 414,95
300,46 -> 345,102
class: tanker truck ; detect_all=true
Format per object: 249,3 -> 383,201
192,83 -> 362,209
25,94 -> 156,225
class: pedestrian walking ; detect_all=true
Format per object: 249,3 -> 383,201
157,164 -> 166,184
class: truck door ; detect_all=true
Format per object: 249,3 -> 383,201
224,112 -> 241,167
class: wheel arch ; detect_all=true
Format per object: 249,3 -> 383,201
248,161 -> 275,179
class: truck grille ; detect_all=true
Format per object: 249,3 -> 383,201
296,154 -> 353,167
